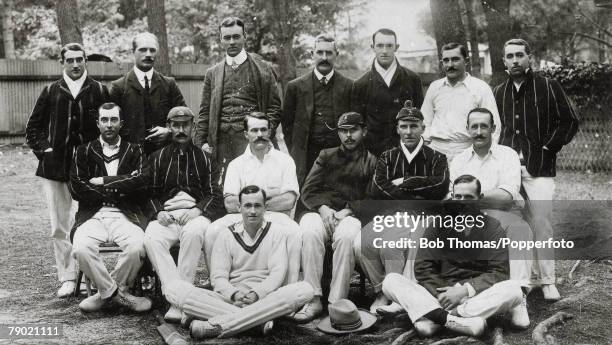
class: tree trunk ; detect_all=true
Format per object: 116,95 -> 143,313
463,0 -> 481,77
1,0 -> 16,58
118,0 -> 139,27
481,0 -> 511,86
146,0 -> 170,75
55,0 -> 83,45
430,0 -> 468,65
267,0 -> 296,91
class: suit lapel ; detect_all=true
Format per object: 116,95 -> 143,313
127,70 -> 144,94
74,77 -> 92,100
303,72 -> 314,119
332,71 -> 344,116
89,140 -> 109,176
213,61 -> 225,104
149,71 -> 162,95
116,141 -> 132,174
58,79 -> 74,99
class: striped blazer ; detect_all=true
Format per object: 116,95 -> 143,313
493,73 -> 580,177
26,77 -> 109,181
145,142 -> 223,221
68,139 -> 149,241
373,143 -> 449,200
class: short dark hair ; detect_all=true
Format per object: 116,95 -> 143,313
453,174 -> 481,195
60,43 -> 86,62
219,16 -> 245,35
372,28 -> 397,45
466,107 -> 495,127
243,112 -> 269,131
132,32 -> 159,52
238,185 -> 267,203
98,102 -> 121,119
504,38 -> 531,55
314,34 -> 337,52
441,42 -> 469,59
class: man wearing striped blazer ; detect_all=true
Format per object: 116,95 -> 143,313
493,38 -> 580,300
69,102 -> 152,312
25,43 -> 109,298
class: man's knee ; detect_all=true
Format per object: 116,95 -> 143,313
182,217 -> 209,239
492,280 -> 523,303
71,241 -> 96,260
334,217 -> 361,244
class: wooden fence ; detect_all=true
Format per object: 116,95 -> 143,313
0,59 -> 608,171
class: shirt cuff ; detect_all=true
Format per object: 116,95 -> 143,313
464,282 -> 476,298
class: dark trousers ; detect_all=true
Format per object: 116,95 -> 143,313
217,128 -> 249,186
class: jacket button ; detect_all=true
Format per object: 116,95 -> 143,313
515,130 -> 520,134
515,114 -> 520,119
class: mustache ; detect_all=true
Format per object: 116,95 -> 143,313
143,58 -> 154,62
318,60 -> 331,66
175,133 -> 188,138
255,137 -> 268,143
446,67 -> 457,71
473,135 -> 487,140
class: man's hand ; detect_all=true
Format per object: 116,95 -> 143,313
44,148 -> 53,153
157,211 -> 174,227
391,177 -> 404,186
177,207 -> 202,225
232,291 -> 248,307
201,143 -> 213,154
241,291 -> 259,306
334,208 -> 353,223
318,205 -> 336,236
145,126 -> 170,142
437,285 -> 468,311
89,177 -> 104,186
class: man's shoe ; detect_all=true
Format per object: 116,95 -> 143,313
57,281 -> 76,298
78,293 -> 108,312
542,284 -> 561,301
261,320 -> 274,335
112,289 -> 152,312
376,301 -> 404,316
292,298 -> 323,324
190,320 -> 222,339
444,314 -> 486,336
164,306 -> 182,324
510,295 -> 530,329
369,292 -> 390,314
413,319 -> 441,336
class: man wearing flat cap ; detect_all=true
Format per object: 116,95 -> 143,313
295,112 -> 377,323
355,100 -> 449,313
143,106 -> 223,323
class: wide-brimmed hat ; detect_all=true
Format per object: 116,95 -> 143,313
317,299 -> 377,334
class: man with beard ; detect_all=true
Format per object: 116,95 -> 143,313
493,39 -> 579,300
109,32 -> 186,155
194,17 -> 281,181
356,101 -> 449,313
204,112 -> 302,286
26,43 -> 109,298
378,175 -> 528,337
143,106 -> 223,322
69,102 -> 152,312
295,112 -> 377,322
421,43 -> 501,161
282,34 -> 353,186
352,28 -> 423,156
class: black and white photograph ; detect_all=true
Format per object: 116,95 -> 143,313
0,0 -> 610,344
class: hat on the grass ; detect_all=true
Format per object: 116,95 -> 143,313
317,299 -> 377,334
167,106 -> 194,122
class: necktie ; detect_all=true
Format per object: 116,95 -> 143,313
231,60 -> 239,70
143,75 -> 152,130
320,76 -> 327,85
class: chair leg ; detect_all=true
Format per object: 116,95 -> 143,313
74,271 -> 83,297
85,276 -> 92,296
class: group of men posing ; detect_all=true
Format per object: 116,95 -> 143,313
26,15 -> 579,339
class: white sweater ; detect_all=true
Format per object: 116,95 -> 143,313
211,221 -> 288,300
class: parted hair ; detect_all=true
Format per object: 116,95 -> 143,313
243,112 -> 269,131
314,34 -> 338,52
132,32 -> 159,51
239,185 -> 267,203
372,28 -> 397,45
504,38 -> 531,55
98,102 -> 122,119
219,16 -> 245,35
441,42 -> 469,59
467,107 -> 495,127
60,43 -> 87,62
453,174 -> 482,195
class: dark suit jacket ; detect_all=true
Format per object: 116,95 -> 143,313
68,139 -> 149,241
109,70 -> 186,154
26,77 -> 109,181
194,53 -> 281,161
282,70 -> 353,184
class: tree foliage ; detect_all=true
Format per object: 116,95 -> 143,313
541,62 -> 612,110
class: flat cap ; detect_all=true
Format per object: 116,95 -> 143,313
396,100 -> 423,121
167,106 -> 194,122
337,112 -> 365,129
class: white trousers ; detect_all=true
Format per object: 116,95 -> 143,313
299,213 -> 361,302
72,212 -> 145,298
144,214 -> 211,294
205,212 -> 302,284
521,167 -> 555,285
382,273 -> 522,323
165,280 -> 313,337
42,179 -> 77,282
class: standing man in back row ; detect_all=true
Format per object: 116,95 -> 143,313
110,32 -> 186,155
194,16 -> 281,181
352,28 -> 423,156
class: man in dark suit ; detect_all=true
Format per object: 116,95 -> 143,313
109,32 -> 186,155
282,34 -> 353,186
352,28 -> 424,156
69,102 -> 152,313
25,42 -> 109,298
493,38 -> 579,300
193,17 -> 281,180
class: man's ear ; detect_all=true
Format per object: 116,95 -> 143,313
395,44 -> 400,51
370,43 -> 375,50
479,193 -> 484,199
244,130 -> 249,140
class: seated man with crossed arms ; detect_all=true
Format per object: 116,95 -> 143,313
162,185 -> 313,339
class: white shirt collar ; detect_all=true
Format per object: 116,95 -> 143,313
470,143 -> 502,160
443,72 -> 471,87
313,68 -> 334,83
374,58 -> 398,87
63,70 -> 88,98
245,143 -> 274,160
100,136 -> 121,150
225,49 -> 248,66
133,66 -> 154,87
400,137 -> 424,164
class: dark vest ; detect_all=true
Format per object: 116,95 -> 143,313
220,61 -> 258,131
310,73 -> 339,147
